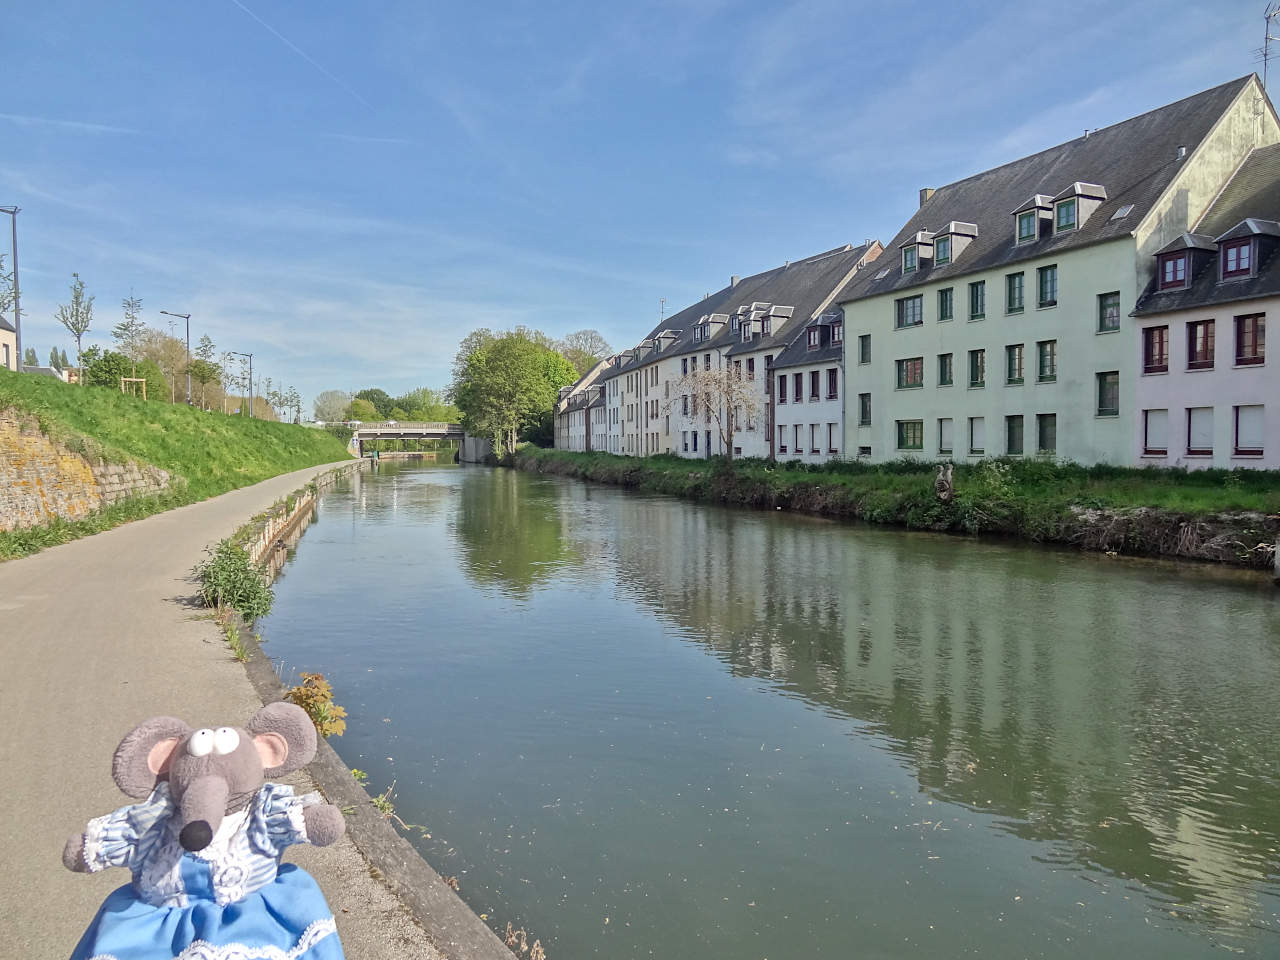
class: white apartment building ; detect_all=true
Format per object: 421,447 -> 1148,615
771,312 -> 846,462
1130,142 -> 1279,468
840,75 -> 1278,465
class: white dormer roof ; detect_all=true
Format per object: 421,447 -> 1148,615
1011,194 -> 1053,214
1053,181 -> 1107,202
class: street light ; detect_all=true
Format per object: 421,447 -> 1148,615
0,206 -> 20,371
229,350 -> 253,417
159,310 -> 192,403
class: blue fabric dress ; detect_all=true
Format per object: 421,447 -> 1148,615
70,782 -> 344,960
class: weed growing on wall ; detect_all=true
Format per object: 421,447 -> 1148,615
285,672 -> 347,738
194,539 -> 274,622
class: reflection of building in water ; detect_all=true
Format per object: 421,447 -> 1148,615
554,487 -> 1279,935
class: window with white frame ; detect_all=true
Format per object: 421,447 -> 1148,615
1235,405 -> 1263,456
1143,409 -> 1168,455
1186,406 -> 1213,456
969,416 -> 985,455
938,417 -> 953,454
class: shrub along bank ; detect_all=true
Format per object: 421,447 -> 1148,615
0,369 -> 352,559
514,447 -> 1280,569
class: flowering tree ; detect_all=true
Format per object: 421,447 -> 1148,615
662,363 -> 765,463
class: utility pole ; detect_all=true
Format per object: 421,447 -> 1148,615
0,207 -> 19,371
230,350 -> 253,417
1263,3 -> 1280,92
159,310 -> 192,403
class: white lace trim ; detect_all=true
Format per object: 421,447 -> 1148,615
82,813 -> 108,873
87,915 -> 337,960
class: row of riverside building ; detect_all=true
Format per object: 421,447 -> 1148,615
554,75 -> 1280,469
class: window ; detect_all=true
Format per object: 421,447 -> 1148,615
1143,326 -> 1169,373
828,423 -> 838,454
858,334 -> 871,364
895,295 -> 924,328
1017,210 -> 1037,244
1098,292 -> 1121,332
734,360 -> 742,379
682,431 -> 689,452
693,326 -> 702,343
858,445 -> 871,456
681,358 -> 688,375
1143,409 -> 1168,455
777,375 -> 787,403
1037,265 -> 1057,307
969,280 -> 985,320
1235,405 -> 1264,456
691,394 -> 698,416
747,358 -> 755,380
1222,239 -> 1252,279
1096,371 -> 1119,416
896,357 -> 924,389
968,348 -> 985,387
741,323 -> 752,343
794,373 -> 803,404
690,356 -> 698,371
938,287 -> 954,321
1006,273 -> 1024,313
903,245 -> 918,273
969,417 -> 985,455
793,424 -> 801,453
731,314 -> 740,333
777,425 -> 786,453
1036,340 -> 1057,382
809,370 -> 820,400
1036,413 -> 1057,454
1006,415 -> 1024,455
858,393 -> 871,426
1186,407 -> 1213,456
807,327 -> 820,349
810,423 -> 820,453
1187,319 -> 1215,370
704,353 -> 711,369
681,394 -> 689,415
938,418 -> 953,454
897,419 -> 923,450
1236,314 -> 1264,365
1160,254 -> 1187,290
692,431 -> 698,451
831,322 -> 843,344
1006,344 -> 1024,384
938,353 -> 953,386
762,317 -> 772,336
935,235 -> 951,264
826,368 -> 838,399
1055,197 -> 1076,232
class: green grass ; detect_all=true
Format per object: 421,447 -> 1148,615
0,369 -> 352,559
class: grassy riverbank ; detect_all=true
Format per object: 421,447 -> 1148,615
0,369 -> 352,559
514,447 -> 1280,568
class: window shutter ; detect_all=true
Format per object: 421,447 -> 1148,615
1188,407 -> 1213,451
1144,409 -> 1167,451
939,418 -> 953,451
1237,405 -> 1263,452
970,417 -> 985,451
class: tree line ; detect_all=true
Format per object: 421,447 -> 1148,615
312,386 -> 461,424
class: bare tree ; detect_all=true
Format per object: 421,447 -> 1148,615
112,291 -> 145,376
55,273 -> 94,384
557,329 -> 613,377
662,363 -> 765,464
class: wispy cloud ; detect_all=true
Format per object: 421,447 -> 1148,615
323,133 -> 414,146
0,113 -> 137,136
226,0 -> 374,110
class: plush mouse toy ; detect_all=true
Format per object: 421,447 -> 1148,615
64,702 -> 346,960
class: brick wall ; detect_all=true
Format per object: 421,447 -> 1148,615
0,410 -> 171,531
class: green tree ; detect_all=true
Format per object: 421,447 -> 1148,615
354,388 -> 393,418
49,347 -> 62,370
81,348 -> 167,399
449,327 -> 495,401
112,292 -> 145,375
556,329 -> 613,377
313,390 -> 351,422
60,348 -> 69,369
55,273 -> 95,383
452,329 -> 578,454
23,346 -> 38,367
347,397 -> 378,421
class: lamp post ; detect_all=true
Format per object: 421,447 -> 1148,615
159,310 -> 192,403
229,350 -> 253,417
0,206 -> 20,372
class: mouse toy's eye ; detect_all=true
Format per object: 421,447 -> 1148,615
213,727 -> 241,755
188,728 -> 215,757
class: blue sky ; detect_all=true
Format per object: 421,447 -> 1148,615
1,0 -> 1267,407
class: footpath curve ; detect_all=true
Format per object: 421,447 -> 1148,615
0,461 -> 500,959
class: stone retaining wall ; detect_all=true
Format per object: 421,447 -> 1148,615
0,410 -> 171,531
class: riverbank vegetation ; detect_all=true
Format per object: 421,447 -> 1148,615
0,368 -> 351,559
514,447 -> 1280,568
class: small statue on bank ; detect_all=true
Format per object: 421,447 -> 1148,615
935,462 -> 954,503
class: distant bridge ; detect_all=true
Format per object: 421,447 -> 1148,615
346,421 -> 465,455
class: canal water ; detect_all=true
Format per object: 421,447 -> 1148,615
260,462 -> 1280,958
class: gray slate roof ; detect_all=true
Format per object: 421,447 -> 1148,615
837,76 -> 1254,305
0,315 -> 14,333
771,312 -> 843,370
604,242 -> 877,381
1133,142 -> 1280,316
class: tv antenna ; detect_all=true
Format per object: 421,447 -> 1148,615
1261,3 -> 1280,91
659,297 -> 666,322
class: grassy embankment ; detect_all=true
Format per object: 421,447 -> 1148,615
515,447 -> 1280,568
0,368 -> 352,559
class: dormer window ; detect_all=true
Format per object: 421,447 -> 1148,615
741,323 -> 752,343
730,314 -> 740,333
1159,253 -> 1188,290
1055,198 -> 1077,233
1222,239 -> 1252,279
934,235 -> 951,264
762,317 -> 772,336
831,321 -> 843,344
807,327 -> 820,350
1016,211 -> 1037,244
903,246 -> 918,273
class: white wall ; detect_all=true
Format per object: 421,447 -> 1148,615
774,362 -> 844,462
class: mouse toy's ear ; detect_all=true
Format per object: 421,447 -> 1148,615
112,717 -> 193,798
246,701 -> 317,777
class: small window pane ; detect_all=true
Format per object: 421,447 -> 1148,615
938,287 -> 954,321
1096,371 -> 1119,416
1037,413 -> 1057,454
1235,405 -> 1263,454
1037,265 -> 1058,307
969,416 -> 985,454
1187,407 -> 1213,455
938,418 -> 953,454
1007,273 -> 1024,312
1098,292 -> 1120,332
938,353 -> 953,386
969,281 -> 985,320
1006,415 -> 1024,455
1143,409 -> 1168,455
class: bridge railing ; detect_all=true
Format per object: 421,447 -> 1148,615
350,421 -> 463,433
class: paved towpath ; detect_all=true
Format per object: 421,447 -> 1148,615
0,462 -> 445,959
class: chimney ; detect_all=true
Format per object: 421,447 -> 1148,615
1177,145 -> 1186,159
731,275 -> 740,287
919,187 -> 934,207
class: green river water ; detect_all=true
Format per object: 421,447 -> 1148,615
259,462 -> 1280,958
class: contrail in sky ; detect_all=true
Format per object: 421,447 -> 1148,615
227,0 -> 374,110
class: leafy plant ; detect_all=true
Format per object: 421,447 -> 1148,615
285,672 -> 347,738
350,768 -> 369,784
193,539 -> 274,622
